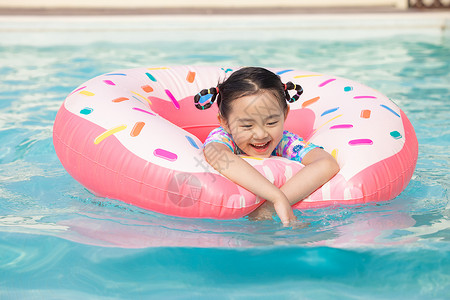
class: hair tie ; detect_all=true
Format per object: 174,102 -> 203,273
194,87 -> 219,110
284,81 -> 303,103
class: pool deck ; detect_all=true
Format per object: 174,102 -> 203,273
0,6 -> 449,15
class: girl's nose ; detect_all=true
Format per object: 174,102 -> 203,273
253,125 -> 268,139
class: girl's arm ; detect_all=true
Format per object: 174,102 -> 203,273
248,148 -> 340,221
280,148 -> 340,205
204,142 -> 297,226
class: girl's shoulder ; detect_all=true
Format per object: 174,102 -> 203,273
277,130 -> 323,162
204,126 -> 235,152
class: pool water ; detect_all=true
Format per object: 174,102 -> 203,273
1,14 -> 449,299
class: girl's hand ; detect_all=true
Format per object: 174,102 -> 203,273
273,197 -> 297,227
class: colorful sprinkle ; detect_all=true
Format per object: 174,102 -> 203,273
132,107 -> 156,116
221,68 -> 233,73
94,125 -> 127,145
132,91 -> 152,105
321,107 -> 339,117
360,110 -> 371,118
153,148 -> 177,161
310,114 -> 343,137
185,135 -> 199,149
241,156 -> 263,160
390,131 -> 402,139
105,73 -> 127,76
112,97 -> 129,103
294,74 -> 322,78
141,85 -> 153,93
348,139 -> 373,146
145,72 -> 157,82
103,80 -> 115,86
330,124 -> 353,129
80,108 -> 93,115
354,96 -> 377,99
79,90 -> 95,96
165,89 -> 180,109
381,104 -> 400,117
130,122 -> 145,137
276,69 -> 293,75
302,96 -> 320,108
319,78 -> 336,87
132,96 -> 146,105
331,149 -> 338,160
186,71 -> 196,83
69,86 -> 86,96
344,86 -> 353,92
147,67 -> 168,70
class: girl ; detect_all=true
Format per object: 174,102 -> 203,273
195,67 -> 340,226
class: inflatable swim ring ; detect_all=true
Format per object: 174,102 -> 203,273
53,66 -> 418,219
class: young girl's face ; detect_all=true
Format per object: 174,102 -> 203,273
220,91 -> 288,158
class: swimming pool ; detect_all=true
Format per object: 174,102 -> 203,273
1,13 -> 449,299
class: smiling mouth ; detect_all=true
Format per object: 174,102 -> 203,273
250,141 -> 271,152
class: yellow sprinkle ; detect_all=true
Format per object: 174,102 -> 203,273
241,156 -> 264,160
310,114 -> 343,138
294,74 -> 323,78
147,67 -> 169,70
94,125 -> 127,144
131,91 -> 152,105
79,91 -> 95,96
331,149 -> 338,160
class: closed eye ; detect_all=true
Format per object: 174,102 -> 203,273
267,121 -> 279,126
241,124 -> 253,129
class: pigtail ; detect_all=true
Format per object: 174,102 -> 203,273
284,81 -> 303,103
194,87 -> 220,110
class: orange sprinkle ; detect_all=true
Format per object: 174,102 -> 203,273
112,97 -> 129,103
141,85 -> 153,93
186,71 -> 196,83
130,122 -> 145,137
361,110 -> 371,118
302,96 -> 320,108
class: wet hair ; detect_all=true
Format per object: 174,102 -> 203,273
194,67 -> 303,120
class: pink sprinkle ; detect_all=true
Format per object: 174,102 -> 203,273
353,96 -> 377,99
165,89 -> 180,109
132,107 -> 156,116
330,124 -> 354,130
69,86 -> 86,96
154,148 -> 178,161
103,80 -> 115,86
349,139 -> 373,146
319,78 -> 336,87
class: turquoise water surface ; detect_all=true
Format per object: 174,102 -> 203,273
0,15 -> 449,299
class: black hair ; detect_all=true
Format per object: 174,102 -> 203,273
194,67 -> 303,119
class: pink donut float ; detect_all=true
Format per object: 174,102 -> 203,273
53,66 -> 418,219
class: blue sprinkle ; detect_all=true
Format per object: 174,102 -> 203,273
221,68 -> 233,73
276,69 -> 294,75
390,131 -> 402,139
321,107 -> 339,117
186,136 -> 199,149
146,72 -> 157,82
380,104 -> 400,117
344,86 -> 353,92
132,96 -> 146,105
80,107 -> 93,115
105,73 -> 127,76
